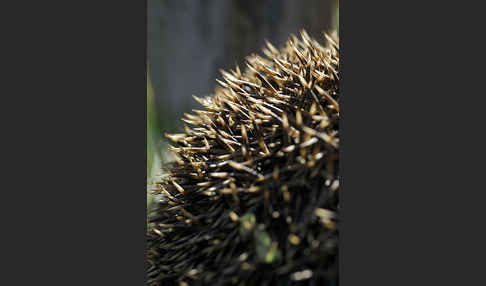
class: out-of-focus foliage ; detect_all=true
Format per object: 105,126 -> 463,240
333,0 -> 339,30
147,71 -> 159,209
147,72 -> 157,177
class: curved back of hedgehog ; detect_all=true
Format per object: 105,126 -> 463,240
147,30 -> 339,286
148,0 -> 339,133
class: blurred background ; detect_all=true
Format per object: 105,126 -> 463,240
147,0 -> 339,187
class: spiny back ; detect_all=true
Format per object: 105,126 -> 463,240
147,30 -> 339,286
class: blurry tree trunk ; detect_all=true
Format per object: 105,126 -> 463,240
148,0 -> 337,133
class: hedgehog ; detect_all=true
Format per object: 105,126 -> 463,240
147,30 -> 339,286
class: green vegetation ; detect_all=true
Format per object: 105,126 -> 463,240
147,71 -> 160,209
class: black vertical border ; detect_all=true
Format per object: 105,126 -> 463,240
338,0 -> 343,284
340,1 -> 483,285
9,0 -> 148,284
